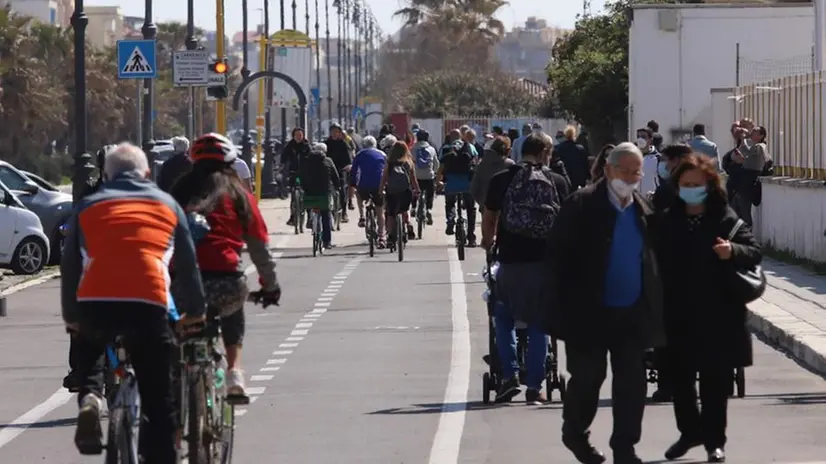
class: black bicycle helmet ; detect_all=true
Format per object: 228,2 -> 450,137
415,129 -> 430,142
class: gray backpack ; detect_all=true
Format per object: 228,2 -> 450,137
386,161 -> 411,194
501,164 -> 560,239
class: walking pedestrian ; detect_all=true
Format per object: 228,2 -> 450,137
657,153 -> 760,463
548,142 -> 665,464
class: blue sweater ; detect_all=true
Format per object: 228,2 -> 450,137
603,206 -> 643,308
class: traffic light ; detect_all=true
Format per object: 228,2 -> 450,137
207,59 -> 229,100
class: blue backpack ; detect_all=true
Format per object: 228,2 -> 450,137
415,145 -> 432,169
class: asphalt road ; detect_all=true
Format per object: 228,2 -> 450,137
0,198 -> 824,463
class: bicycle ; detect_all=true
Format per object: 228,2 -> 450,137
364,198 -> 378,257
310,208 -> 324,257
415,193 -> 427,240
455,194 -> 467,261
179,316 -> 238,464
291,179 -> 304,235
332,191 -> 342,232
387,212 -> 406,262
101,336 -> 140,464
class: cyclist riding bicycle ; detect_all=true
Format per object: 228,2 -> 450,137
298,142 -> 341,249
380,141 -> 420,243
438,128 -> 479,247
410,129 -> 439,225
282,127 -> 311,227
171,133 -> 281,402
61,142 -> 206,464
350,136 -> 387,247
325,123 -> 352,223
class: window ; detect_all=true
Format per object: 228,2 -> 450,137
0,166 -> 29,191
49,7 -> 57,25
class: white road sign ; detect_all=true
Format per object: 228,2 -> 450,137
173,49 -> 210,87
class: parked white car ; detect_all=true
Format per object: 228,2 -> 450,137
0,180 -> 50,274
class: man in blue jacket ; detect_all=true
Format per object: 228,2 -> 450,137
350,136 -> 388,246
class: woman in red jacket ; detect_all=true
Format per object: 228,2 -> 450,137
171,133 -> 281,400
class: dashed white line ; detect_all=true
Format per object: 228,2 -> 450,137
272,350 -> 293,355
246,386 -> 267,395
285,336 -> 304,341
266,358 -> 287,365
295,323 -> 313,328
259,367 -> 281,372
250,375 -> 274,381
280,342 -> 299,348
291,330 -> 309,336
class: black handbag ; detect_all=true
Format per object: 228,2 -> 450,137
726,219 -> 767,304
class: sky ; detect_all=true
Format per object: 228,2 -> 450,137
89,0 -> 608,37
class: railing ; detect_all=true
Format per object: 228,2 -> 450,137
735,72 -> 826,180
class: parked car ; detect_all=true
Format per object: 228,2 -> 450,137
0,180 -> 50,274
0,161 -> 72,264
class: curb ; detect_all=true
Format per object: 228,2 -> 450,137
747,299 -> 826,377
0,269 -> 61,298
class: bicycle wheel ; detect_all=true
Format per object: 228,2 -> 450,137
186,374 -> 209,464
417,203 -> 424,240
457,218 -> 466,261
105,407 -> 136,464
312,216 -> 318,257
397,214 -> 404,262
291,190 -> 300,235
211,395 -> 235,464
366,208 -> 375,257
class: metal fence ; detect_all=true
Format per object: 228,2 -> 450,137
411,116 -> 571,141
734,72 -> 826,180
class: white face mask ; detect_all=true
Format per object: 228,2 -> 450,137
610,178 -> 639,198
636,138 -> 648,149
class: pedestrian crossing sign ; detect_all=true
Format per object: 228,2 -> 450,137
116,39 -> 157,79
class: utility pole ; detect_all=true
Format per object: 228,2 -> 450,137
186,0 -> 197,139
71,0 -> 93,204
216,0 -> 227,134
142,0 -> 157,172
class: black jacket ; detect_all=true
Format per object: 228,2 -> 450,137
554,139 -> 590,189
549,158 -> 573,194
547,180 -> 665,348
280,139 -> 311,175
657,200 -> 758,368
325,137 -> 352,172
651,178 -> 677,213
157,152 -> 193,193
298,152 -> 340,197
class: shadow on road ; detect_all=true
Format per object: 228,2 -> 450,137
367,401 -> 499,415
0,416 -> 76,429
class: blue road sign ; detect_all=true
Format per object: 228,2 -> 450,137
310,87 -> 320,104
117,39 -> 157,79
352,106 -> 364,119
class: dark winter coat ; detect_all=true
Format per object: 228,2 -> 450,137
657,199 -> 759,369
547,180 -> 666,349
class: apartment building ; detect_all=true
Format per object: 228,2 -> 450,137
496,17 -> 568,83
86,5 -> 123,49
4,0 -> 62,26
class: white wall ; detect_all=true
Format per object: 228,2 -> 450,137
710,87 -> 736,154
7,0 -> 58,25
629,3 -> 813,144
754,178 -> 826,262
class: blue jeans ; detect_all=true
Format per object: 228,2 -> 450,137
310,211 -> 332,244
494,301 -> 548,390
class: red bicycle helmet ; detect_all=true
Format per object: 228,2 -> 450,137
190,132 -> 238,163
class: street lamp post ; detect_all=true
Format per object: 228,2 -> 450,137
324,0 -> 333,130
262,0 -> 276,198
71,0 -> 94,205
241,0 -> 253,168
336,1 -> 342,125
343,0 -> 350,128
280,0 -> 287,143
142,0 -> 157,172
185,0 -> 197,140
314,0 -> 322,138
354,0 -> 361,131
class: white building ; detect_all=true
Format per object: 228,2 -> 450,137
628,2 -> 814,145
4,0 -> 61,26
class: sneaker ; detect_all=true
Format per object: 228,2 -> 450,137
63,370 -> 80,393
664,436 -> 703,460
75,393 -> 103,455
358,217 -> 366,228
426,211 -> 433,225
525,389 -> 547,405
286,217 -> 295,227
348,199 -> 355,210
341,215 -> 350,224
466,237 -> 478,248
445,223 -> 455,236
406,224 -> 416,240
226,369 -> 249,404
495,375 -> 521,403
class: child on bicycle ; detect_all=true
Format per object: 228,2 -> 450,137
380,141 -> 420,244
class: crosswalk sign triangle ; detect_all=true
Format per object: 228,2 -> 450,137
122,46 -> 153,74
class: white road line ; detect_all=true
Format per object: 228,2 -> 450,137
280,342 -> 299,348
235,409 -> 248,417
0,389 -> 73,450
266,358 -> 287,364
303,313 -> 322,318
317,297 -> 334,301
291,329 -> 309,335
427,246 -> 471,464
285,336 -> 304,341
246,386 -> 267,395
272,350 -> 293,355
295,323 -> 313,328
250,374 -> 274,381
314,302 -> 330,307
259,367 -> 281,372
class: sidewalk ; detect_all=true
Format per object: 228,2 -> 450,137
749,258 -> 826,377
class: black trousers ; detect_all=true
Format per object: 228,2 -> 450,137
75,303 -> 178,464
444,192 -> 477,239
671,362 -> 730,450
411,178 -> 435,211
562,312 -> 647,453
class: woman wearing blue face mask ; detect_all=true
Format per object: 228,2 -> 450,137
651,144 -> 692,214
657,154 -> 761,463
